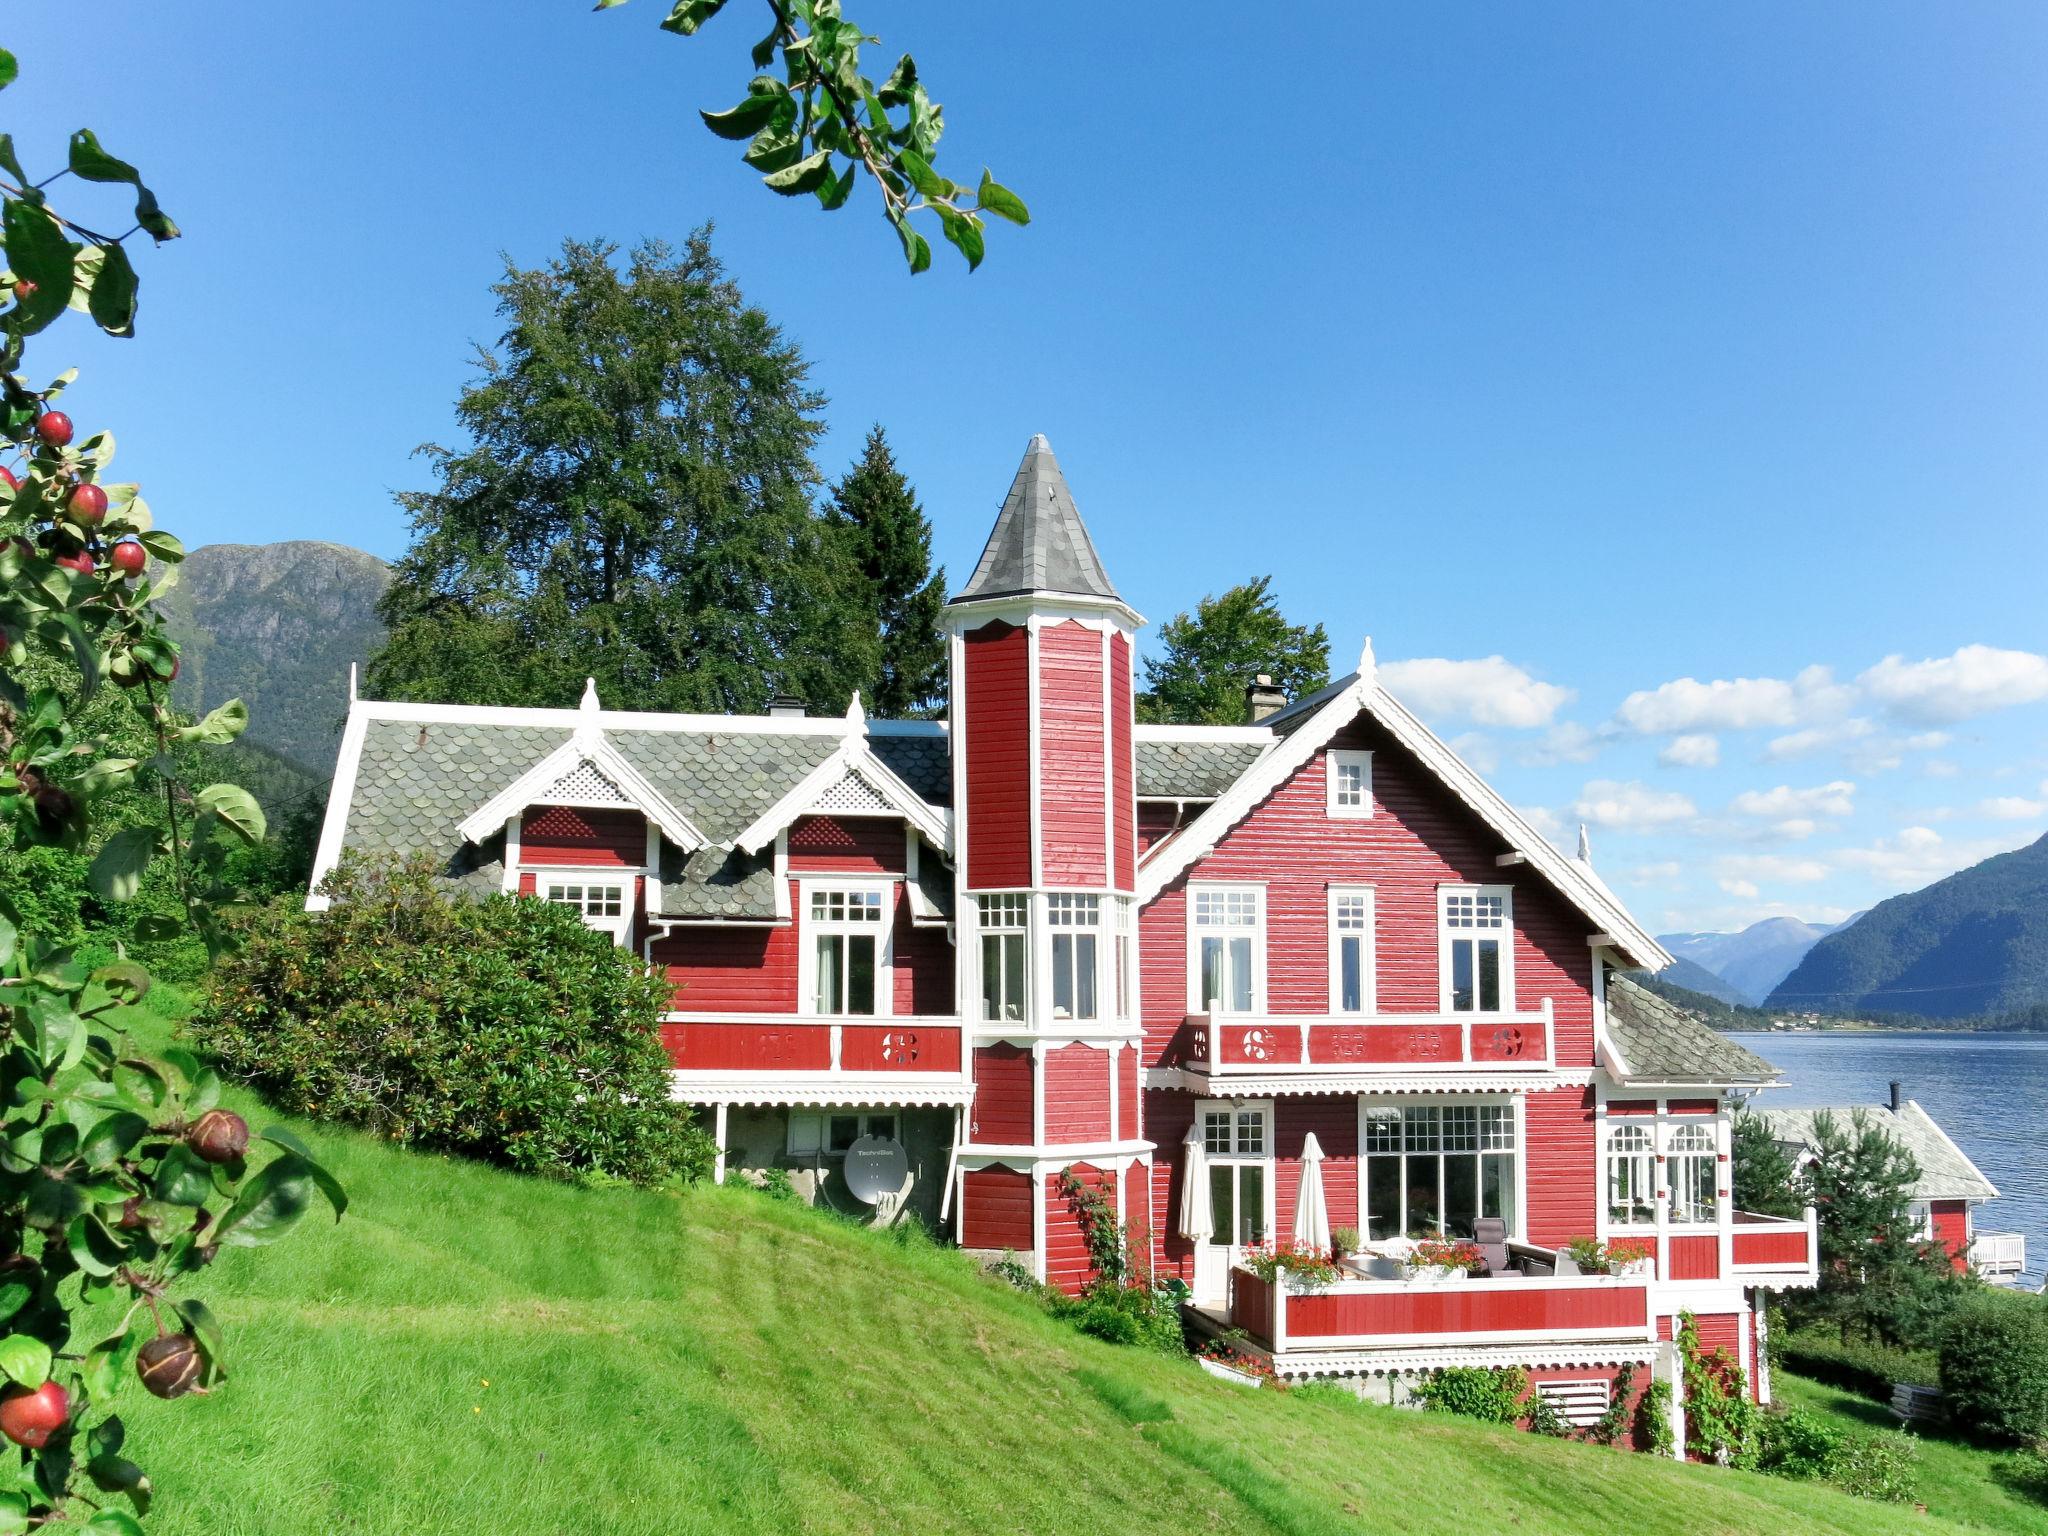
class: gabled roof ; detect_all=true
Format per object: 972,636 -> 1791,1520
730,708 -> 951,855
951,434 -> 1122,607
1134,729 -> 1271,799
1758,1102 -> 1998,1204
457,725 -> 706,852
1134,651 -> 1674,971
1602,975 -> 1781,1085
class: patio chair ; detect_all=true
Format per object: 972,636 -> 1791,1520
1472,1217 -> 1511,1277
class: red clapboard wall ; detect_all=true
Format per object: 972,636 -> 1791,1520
962,623 -> 1032,889
1109,630 -> 1136,892
1930,1199 -> 1969,1270
1116,1047 -> 1139,1143
961,1167 -> 1033,1250
520,806 -> 645,866
786,815 -> 907,875
893,898 -> 955,1016
1522,1085 -> 1598,1248
1147,1089 -> 1198,1281
1042,1042 -> 1111,1144
1036,620 -> 1108,888
1137,718 -> 1599,1071
653,921 -> 799,1013
1273,1098 -> 1361,1240
1044,1163 -> 1112,1292
1667,1236 -> 1720,1280
971,1044 -> 1034,1142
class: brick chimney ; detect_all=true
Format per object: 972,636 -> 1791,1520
1245,673 -> 1287,723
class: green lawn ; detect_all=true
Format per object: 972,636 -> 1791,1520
87,995 -> 2017,1535
1774,1371 -> 2048,1534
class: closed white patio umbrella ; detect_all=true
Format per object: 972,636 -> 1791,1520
1292,1131 -> 1332,1253
1178,1122 -> 1213,1244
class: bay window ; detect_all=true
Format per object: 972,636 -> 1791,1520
978,894 -> 1027,1022
1192,886 -> 1262,1014
1329,887 -> 1375,1013
1668,1123 -> 1718,1224
1201,1103 -> 1270,1248
1047,894 -> 1100,1021
1606,1123 -> 1655,1226
1439,886 -> 1512,1013
807,884 -> 886,1015
1361,1102 -> 1517,1241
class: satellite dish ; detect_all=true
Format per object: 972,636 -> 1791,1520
843,1134 -> 910,1205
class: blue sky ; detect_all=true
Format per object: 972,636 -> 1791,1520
11,1 -> 2048,935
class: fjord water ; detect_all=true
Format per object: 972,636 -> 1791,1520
1728,1030 -> 2048,1286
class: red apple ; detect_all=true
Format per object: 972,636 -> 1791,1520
11,281 -> 36,300
67,483 -> 107,524
0,467 -> 17,491
34,411 -> 72,447
53,551 -> 93,576
110,539 -> 146,575
0,1381 -> 68,1449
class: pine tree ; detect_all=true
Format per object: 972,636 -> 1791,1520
828,426 -> 948,717
1137,576 -> 1330,725
368,233 -> 878,715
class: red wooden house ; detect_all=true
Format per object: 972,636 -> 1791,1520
312,433 -> 1818,1436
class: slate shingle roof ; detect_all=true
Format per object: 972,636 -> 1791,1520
1134,737 -> 1269,799
1758,1103 -> 1997,1203
870,732 -> 951,805
1605,974 -> 1782,1083
952,435 -> 1122,605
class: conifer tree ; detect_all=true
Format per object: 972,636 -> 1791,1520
1137,577 -> 1330,725
828,426 -> 948,717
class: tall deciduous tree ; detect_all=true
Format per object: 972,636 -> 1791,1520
828,426 -> 946,717
369,232 -> 877,715
1137,576 -> 1331,726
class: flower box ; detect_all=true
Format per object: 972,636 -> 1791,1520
1198,1355 -> 1264,1388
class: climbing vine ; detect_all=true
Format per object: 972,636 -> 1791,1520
1676,1311 -> 1761,1467
1055,1166 -> 1126,1286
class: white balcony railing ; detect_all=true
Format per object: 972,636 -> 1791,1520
1974,1230 -> 2028,1282
1178,1000 -> 1554,1076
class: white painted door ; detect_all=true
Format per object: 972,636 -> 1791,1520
1192,1103 -> 1272,1307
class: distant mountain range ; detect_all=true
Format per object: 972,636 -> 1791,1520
1656,916 -> 1855,1005
1768,832 -> 2048,1021
157,541 -> 390,776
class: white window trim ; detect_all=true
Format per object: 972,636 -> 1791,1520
535,867 -> 636,943
973,891 -> 1031,1025
1197,1097 -> 1274,1250
797,878 -> 894,1018
1327,885 -> 1377,1015
1327,749 -> 1374,818
1046,892 -> 1106,1024
1355,1095 -> 1522,1242
1663,1120 -> 1720,1228
1436,883 -> 1516,1014
1186,882 -> 1267,1015
786,1109 -> 901,1158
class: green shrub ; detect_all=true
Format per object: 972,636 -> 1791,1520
1050,1279 -> 1186,1356
1778,1327 -> 1941,1401
1413,1366 -> 1529,1425
1938,1290 -> 2048,1445
198,852 -> 713,1186
1824,1427 -> 1918,1502
1755,1408 -> 1845,1479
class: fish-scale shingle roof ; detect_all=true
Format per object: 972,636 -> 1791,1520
1605,975 -> 1782,1083
1135,737 -> 1269,799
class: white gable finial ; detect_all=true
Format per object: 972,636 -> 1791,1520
845,689 -> 867,735
1577,823 -> 1592,864
580,677 -> 600,713
1358,635 -> 1377,685
348,661 -> 358,703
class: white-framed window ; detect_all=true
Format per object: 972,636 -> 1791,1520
1606,1123 -> 1655,1226
787,1110 -> 899,1157
977,893 -> 1028,1023
1200,1101 -> 1271,1248
1113,897 -> 1136,1021
1360,1101 -> 1517,1241
1667,1122 -> 1718,1225
1327,749 -> 1374,817
804,882 -> 889,1016
1047,893 -> 1101,1021
1191,885 -> 1263,1014
1328,886 -> 1376,1014
1439,886 -> 1513,1013
541,876 -> 632,942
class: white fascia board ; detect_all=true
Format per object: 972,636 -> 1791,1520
729,739 -> 951,855
345,696 -> 947,738
303,699 -> 373,911
1132,723 -> 1276,745
942,592 -> 1143,632
456,734 -> 706,852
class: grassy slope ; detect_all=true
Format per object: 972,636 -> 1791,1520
101,1000 -> 2007,1536
1774,1373 -> 2048,1534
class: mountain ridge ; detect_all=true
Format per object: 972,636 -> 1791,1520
1656,915 -> 1854,1004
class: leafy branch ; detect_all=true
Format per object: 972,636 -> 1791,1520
598,0 -> 1028,272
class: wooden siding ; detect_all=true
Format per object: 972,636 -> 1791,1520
1667,1235 -> 1720,1280
1930,1199 -> 1970,1270
963,623 -> 1032,889
1148,1089 -> 1198,1281
660,1021 -> 830,1072
786,815 -> 908,875
971,1044 -> 1034,1143
1110,630 -> 1136,892
1523,1085 -> 1597,1249
519,805 -> 644,866
1274,1097 -> 1361,1239
1043,1042 -> 1111,1144
1732,1226 -> 1809,1267
961,1167 -> 1033,1251
1045,1162 -> 1111,1292
1284,1280 -> 1648,1341
893,896 -> 955,1016
1137,803 -> 1185,859
1137,717 -> 1598,1069
1037,620 -> 1108,888
838,1023 -> 962,1073
1124,1160 -> 1150,1251
1116,1046 -> 1139,1143
655,920 -> 799,1013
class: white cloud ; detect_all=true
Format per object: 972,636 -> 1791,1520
1729,781 -> 1857,820
1658,733 -> 1720,768
1772,818 -> 1817,841
1718,879 -> 1760,899
1449,731 -> 1500,774
1829,826 -> 2032,890
1521,805 -> 1565,841
1625,861 -> 1683,888
1922,759 -> 1960,779
1570,779 -> 1698,833
1859,645 -> 2048,725
1382,656 -> 1573,729
1519,721 -> 1603,767
1616,665 -> 1851,734
1764,718 -> 1874,762
1979,796 -> 2047,821
1715,853 -> 1831,886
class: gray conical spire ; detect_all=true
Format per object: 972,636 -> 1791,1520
951,434 -> 1122,605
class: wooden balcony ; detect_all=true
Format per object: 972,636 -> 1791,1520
1729,1208 -> 1818,1286
1169,1001 -> 1554,1079
1228,1262 -> 1652,1357
661,1014 -> 971,1103
1973,1230 -> 2028,1283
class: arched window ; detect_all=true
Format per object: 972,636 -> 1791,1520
1606,1124 -> 1655,1226
1667,1123 -> 1718,1225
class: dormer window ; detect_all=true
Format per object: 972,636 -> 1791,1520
805,883 -> 888,1016
1327,750 -> 1373,817
542,878 -> 631,942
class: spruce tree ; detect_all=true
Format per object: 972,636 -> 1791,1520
828,425 -> 948,717
369,232 -> 877,715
